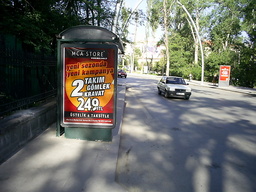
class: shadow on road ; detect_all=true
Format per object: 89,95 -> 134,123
116,76 -> 256,192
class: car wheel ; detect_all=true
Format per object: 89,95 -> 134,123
164,90 -> 169,98
184,96 -> 190,100
158,88 -> 161,95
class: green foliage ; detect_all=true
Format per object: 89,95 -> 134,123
120,7 -> 132,38
205,50 -> 236,81
190,65 -> 202,80
133,47 -> 142,70
151,57 -> 167,75
0,0 -> 255,87
147,0 -> 163,32
0,0 -> 116,54
232,46 -> 256,88
147,0 -> 255,87
168,32 -> 194,76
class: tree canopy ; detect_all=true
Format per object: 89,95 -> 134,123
0,0 -> 118,53
148,0 -> 255,87
0,0 -> 255,87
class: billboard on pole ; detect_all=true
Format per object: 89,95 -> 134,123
219,65 -> 231,87
219,65 -> 231,81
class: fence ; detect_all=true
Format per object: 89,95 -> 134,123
0,48 -> 57,116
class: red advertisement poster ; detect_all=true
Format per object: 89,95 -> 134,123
61,45 -> 117,127
219,65 -> 231,81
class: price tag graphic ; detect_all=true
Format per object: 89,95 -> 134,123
61,45 -> 117,128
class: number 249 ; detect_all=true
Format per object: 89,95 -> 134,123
77,97 -> 99,111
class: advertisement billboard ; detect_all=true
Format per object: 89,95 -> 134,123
218,65 -> 231,87
219,65 -> 231,81
61,44 -> 117,128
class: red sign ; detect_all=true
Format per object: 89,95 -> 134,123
219,65 -> 231,81
61,45 -> 117,128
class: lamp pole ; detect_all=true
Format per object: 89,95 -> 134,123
119,0 -> 205,83
121,0 -> 144,36
177,0 -> 205,84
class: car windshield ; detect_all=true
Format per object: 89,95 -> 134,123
166,78 -> 186,85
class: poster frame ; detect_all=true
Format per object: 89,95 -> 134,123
218,65 -> 231,87
60,43 -> 117,129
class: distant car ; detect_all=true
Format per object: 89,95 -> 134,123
118,69 -> 127,78
157,76 -> 192,100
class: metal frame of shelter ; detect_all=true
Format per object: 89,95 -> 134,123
56,25 -> 124,141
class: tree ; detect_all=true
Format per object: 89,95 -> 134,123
149,0 -> 209,78
0,0 -> 117,53
147,0 -> 255,86
205,0 -> 255,87
237,0 -> 256,87
148,0 -> 175,76
163,0 -> 171,76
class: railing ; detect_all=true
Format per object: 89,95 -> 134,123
0,48 -> 57,116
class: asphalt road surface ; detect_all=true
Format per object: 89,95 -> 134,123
116,74 -> 256,192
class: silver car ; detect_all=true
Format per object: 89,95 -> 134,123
157,76 -> 192,100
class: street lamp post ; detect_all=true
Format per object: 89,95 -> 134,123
177,0 -> 205,84
119,0 -> 205,83
121,0 -> 144,36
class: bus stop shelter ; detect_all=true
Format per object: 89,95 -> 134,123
56,25 -> 124,141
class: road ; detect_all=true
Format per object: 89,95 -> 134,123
116,74 -> 256,192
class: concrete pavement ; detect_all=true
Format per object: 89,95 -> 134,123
0,73 -> 254,192
187,79 -> 256,96
0,84 -> 127,192
116,73 -> 256,192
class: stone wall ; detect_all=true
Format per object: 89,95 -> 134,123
0,99 -> 56,164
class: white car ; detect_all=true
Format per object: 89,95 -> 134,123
157,76 -> 192,100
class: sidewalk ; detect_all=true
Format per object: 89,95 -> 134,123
0,84 -> 127,192
188,79 -> 256,96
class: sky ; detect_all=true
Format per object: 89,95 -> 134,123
124,0 -> 147,9
123,0 -> 163,42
